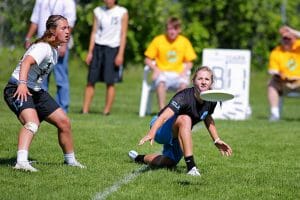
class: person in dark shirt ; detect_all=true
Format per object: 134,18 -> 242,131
129,66 -> 232,176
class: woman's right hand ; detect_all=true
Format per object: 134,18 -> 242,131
139,134 -> 154,146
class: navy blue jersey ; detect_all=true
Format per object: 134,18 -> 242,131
159,87 -> 217,127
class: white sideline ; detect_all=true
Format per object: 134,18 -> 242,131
92,165 -> 149,200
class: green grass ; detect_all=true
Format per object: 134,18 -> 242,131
1,47 -> 300,200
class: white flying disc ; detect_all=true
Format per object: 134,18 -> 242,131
200,90 -> 234,102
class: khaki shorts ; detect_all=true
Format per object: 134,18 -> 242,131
268,75 -> 300,96
154,71 -> 190,90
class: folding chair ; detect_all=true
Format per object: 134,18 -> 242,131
139,65 -> 153,117
138,65 -> 190,117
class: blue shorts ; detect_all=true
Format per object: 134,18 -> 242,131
150,115 -> 183,164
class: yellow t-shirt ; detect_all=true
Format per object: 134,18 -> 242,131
268,40 -> 300,80
144,34 -> 197,73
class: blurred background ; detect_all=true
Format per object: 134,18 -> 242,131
1,0 -> 300,70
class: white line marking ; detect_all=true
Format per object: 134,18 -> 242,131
92,165 -> 149,200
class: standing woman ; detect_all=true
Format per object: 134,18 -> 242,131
82,0 -> 128,115
3,15 -> 85,172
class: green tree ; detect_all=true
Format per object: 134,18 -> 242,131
2,0 -> 300,71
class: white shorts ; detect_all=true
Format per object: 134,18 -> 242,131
154,71 -> 190,90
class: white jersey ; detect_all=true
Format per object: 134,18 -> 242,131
94,5 -> 127,48
30,0 -> 76,37
12,42 -> 58,91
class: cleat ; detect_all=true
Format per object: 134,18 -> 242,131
187,167 -> 201,176
64,160 -> 86,169
13,161 -> 38,172
128,150 -> 138,161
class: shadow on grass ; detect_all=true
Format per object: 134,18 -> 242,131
0,157 -> 63,167
0,157 -> 16,166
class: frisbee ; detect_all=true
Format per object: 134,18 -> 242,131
200,90 -> 234,102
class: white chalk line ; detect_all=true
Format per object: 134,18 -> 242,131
92,165 -> 149,200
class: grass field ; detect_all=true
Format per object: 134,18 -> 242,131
0,47 -> 300,200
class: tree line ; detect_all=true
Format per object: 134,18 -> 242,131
1,0 -> 300,70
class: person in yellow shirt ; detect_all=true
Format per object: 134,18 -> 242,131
144,17 -> 197,110
268,26 -> 300,121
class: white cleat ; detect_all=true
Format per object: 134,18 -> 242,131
128,150 -> 138,161
13,161 -> 38,172
65,160 -> 86,169
187,167 -> 201,176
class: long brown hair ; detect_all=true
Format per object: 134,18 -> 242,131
33,15 -> 67,47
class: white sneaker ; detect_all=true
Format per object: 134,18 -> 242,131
65,160 -> 86,169
13,161 -> 38,172
128,150 -> 138,161
269,115 -> 280,122
187,167 -> 201,176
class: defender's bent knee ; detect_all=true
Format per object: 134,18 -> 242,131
24,122 -> 39,134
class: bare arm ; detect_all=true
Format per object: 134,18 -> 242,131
280,25 -> 300,38
13,56 -> 36,102
204,115 -> 232,156
139,107 -> 175,145
115,12 -> 128,66
24,23 -> 38,49
180,61 -> 193,77
145,57 -> 161,80
85,16 -> 97,65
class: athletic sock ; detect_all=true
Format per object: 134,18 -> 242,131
135,155 -> 145,164
64,152 -> 76,164
271,107 -> 280,118
17,149 -> 28,163
184,155 -> 196,171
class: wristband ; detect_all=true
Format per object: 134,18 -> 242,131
214,138 -> 220,144
18,80 -> 27,85
25,38 -> 30,42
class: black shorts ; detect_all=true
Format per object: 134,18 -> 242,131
87,44 -> 123,84
3,83 -> 59,121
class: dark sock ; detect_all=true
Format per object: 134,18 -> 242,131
184,155 -> 196,171
135,155 -> 145,164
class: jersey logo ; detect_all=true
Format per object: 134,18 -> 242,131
167,50 -> 177,63
171,100 -> 180,110
287,58 -> 297,71
200,111 -> 208,120
13,99 -> 23,111
111,17 -> 119,25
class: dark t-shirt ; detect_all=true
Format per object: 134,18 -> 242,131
159,87 -> 217,127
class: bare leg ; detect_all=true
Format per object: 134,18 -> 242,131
17,108 -> 40,152
46,108 -> 74,153
268,85 -> 280,108
103,84 -> 115,114
156,82 -> 166,110
82,83 -> 95,113
173,115 -> 193,157
268,85 -> 280,119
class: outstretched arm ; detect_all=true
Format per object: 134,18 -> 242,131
204,115 -> 232,156
139,107 -> 175,145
